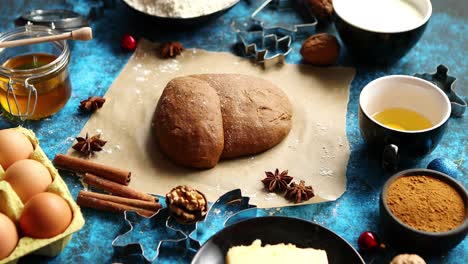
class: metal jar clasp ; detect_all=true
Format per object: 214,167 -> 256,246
6,77 -> 37,120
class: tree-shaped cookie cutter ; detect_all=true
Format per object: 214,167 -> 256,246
232,0 -> 317,67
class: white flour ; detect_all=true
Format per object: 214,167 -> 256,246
125,0 -> 238,18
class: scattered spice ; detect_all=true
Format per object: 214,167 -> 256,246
53,154 -> 131,186
166,185 -> 208,224
160,41 -> 184,58
77,190 -> 161,217
285,180 -> 315,203
261,168 -> 293,192
386,175 -> 465,232
79,96 -> 106,113
72,133 -> 107,156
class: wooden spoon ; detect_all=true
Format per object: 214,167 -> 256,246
0,27 -> 92,48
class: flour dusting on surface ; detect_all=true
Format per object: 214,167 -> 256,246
124,0 -> 238,18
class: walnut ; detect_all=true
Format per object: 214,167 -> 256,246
305,0 -> 333,23
390,254 -> 426,264
166,185 -> 208,224
300,33 -> 340,65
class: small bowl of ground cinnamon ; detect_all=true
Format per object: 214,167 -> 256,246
380,169 -> 467,254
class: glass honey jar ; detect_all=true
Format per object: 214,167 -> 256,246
0,24 -> 72,120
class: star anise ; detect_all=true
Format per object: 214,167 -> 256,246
72,133 -> 107,156
261,168 -> 293,192
285,180 -> 315,203
160,41 -> 184,58
79,96 -> 106,113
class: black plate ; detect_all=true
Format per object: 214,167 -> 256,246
192,216 -> 364,264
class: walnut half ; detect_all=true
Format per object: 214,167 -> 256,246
166,185 -> 208,224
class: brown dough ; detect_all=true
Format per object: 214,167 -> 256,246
191,74 -> 293,158
154,77 -> 224,168
154,74 -> 293,168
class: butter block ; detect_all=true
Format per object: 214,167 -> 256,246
226,239 -> 328,264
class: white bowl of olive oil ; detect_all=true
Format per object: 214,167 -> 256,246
358,75 -> 451,169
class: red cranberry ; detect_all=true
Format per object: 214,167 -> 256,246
121,34 -> 137,51
357,231 -> 381,251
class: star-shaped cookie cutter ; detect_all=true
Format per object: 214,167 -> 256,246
415,65 -> 466,117
112,209 -> 187,263
232,0 -> 317,67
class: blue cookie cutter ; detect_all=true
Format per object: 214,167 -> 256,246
415,65 -> 466,117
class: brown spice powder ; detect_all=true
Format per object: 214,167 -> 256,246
386,175 -> 465,232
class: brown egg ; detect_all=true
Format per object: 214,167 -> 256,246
0,212 -> 19,259
0,129 -> 34,170
19,192 -> 72,239
4,159 -> 52,203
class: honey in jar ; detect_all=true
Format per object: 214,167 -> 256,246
0,25 -> 72,120
0,53 -> 71,120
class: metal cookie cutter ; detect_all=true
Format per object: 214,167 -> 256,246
415,65 -> 466,117
188,189 -> 256,250
234,27 -> 293,68
112,189 -> 256,262
232,0 -> 317,67
112,209 -> 187,263
251,0 -> 317,40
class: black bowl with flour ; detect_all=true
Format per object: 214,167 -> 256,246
380,169 -> 468,254
122,0 -> 240,28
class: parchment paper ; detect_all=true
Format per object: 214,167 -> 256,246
68,39 -> 355,208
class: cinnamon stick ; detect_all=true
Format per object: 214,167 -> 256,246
77,192 -> 158,217
83,173 -> 157,202
54,154 -> 131,185
78,191 -> 161,211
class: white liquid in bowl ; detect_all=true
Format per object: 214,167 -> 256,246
333,0 -> 430,33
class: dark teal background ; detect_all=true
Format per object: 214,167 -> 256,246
0,0 -> 466,263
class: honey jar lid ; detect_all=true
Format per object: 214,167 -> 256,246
17,9 -> 89,32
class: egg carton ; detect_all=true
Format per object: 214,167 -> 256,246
0,127 -> 85,264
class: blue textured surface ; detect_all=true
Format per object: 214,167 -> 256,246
0,1 -> 466,263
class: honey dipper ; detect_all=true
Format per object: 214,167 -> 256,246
0,27 -> 92,48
